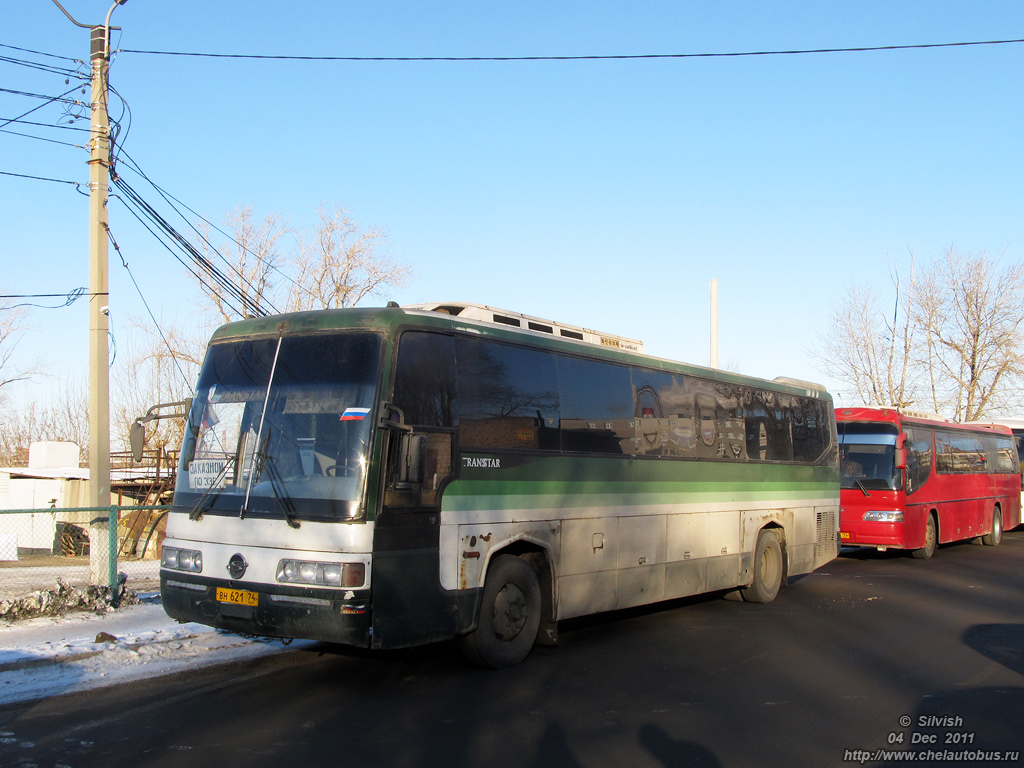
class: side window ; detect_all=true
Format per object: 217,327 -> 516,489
983,435 -> 1018,474
631,369 -> 696,458
935,430 -> 985,474
387,331 -> 458,509
455,337 -> 559,451
905,427 -> 933,494
790,398 -> 830,462
951,434 -> 985,473
693,379 -> 746,460
558,356 -> 633,454
935,431 -> 954,473
392,332 -> 458,428
746,389 -> 792,461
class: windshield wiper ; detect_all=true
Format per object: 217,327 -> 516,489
246,449 -> 300,529
852,475 -> 871,497
188,456 -> 236,520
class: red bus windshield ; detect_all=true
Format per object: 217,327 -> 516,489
838,422 -> 899,492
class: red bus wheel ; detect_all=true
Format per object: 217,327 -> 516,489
912,514 -> 937,560
982,507 -> 1003,546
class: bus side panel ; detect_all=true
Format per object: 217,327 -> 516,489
616,515 -> 668,608
665,513 -> 709,597
552,517 -> 618,618
371,510 -> 464,649
705,508 -> 741,592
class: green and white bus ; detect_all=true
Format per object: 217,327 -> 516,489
161,302 -> 840,667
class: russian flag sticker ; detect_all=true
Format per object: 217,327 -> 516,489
340,407 -> 371,421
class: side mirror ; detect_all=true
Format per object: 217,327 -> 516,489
130,420 -> 145,462
396,433 -> 427,486
894,432 -> 907,469
894,447 -> 907,469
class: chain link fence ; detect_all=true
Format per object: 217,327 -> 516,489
0,505 -> 167,616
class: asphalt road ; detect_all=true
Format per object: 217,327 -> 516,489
3,533 -> 1024,768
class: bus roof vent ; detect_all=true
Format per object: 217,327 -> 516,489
402,301 -> 644,353
898,408 -> 948,421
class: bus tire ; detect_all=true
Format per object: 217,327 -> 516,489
912,514 -> 937,560
982,507 -> 1003,546
740,529 -> 783,604
460,554 -> 541,668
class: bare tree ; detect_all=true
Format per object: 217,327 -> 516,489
196,205 -> 291,322
914,247 -> 1024,421
0,382 -> 88,467
0,295 -> 41,392
111,329 -> 199,456
814,260 -> 919,409
287,205 -> 410,311
816,248 -> 1024,420
189,203 -> 409,318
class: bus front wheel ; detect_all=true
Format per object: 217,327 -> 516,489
982,507 -> 1003,546
460,554 -> 541,668
741,530 -> 783,604
912,514 -> 937,559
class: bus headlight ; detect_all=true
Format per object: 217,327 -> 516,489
863,511 -> 903,522
276,559 -> 365,588
161,546 -> 203,573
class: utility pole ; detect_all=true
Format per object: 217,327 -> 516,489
53,0 -> 128,586
710,278 -> 719,369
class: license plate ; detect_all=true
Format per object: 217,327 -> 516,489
216,587 -> 258,606
839,532 -> 851,540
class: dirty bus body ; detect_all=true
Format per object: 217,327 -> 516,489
161,302 -> 840,667
837,407 -> 1021,559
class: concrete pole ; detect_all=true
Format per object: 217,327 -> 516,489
87,23 -> 111,586
710,279 -> 719,369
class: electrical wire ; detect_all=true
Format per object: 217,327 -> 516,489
0,116 -> 90,132
116,37 -> 1024,62
110,173 -> 275,320
0,84 -> 88,131
0,127 -> 82,148
104,223 -> 193,388
0,169 -> 82,188
0,42 -> 81,63
0,53 -> 87,79
113,147 -> 303,301
109,140 -> 299,309
0,288 -> 87,309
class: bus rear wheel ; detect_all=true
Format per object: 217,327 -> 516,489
912,514 -> 937,559
740,529 -> 783,604
460,554 -> 541,668
982,507 -> 1003,546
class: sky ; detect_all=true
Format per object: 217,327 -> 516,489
4,0 -> 1024,416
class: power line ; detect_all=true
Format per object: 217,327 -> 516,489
0,84 -> 88,131
110,173 -> 276,320
104,223 -> 193,388
116,37 -> 1024,62
0,53 -> 87,79
0,169 -> 82,187
114,149 -> 303,301
0,42 -> 81,63
0,288 -> 87,309
0,116 -> 90,132
0,127 -> 82,148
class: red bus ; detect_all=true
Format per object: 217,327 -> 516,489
837,407 -> 1021,559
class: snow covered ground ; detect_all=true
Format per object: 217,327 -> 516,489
0,596 -> 313,706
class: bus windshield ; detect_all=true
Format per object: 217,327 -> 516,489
838,422 -> 899,492
175,332 -> 383,522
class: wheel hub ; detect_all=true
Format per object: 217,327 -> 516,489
493,583 -> 527,640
